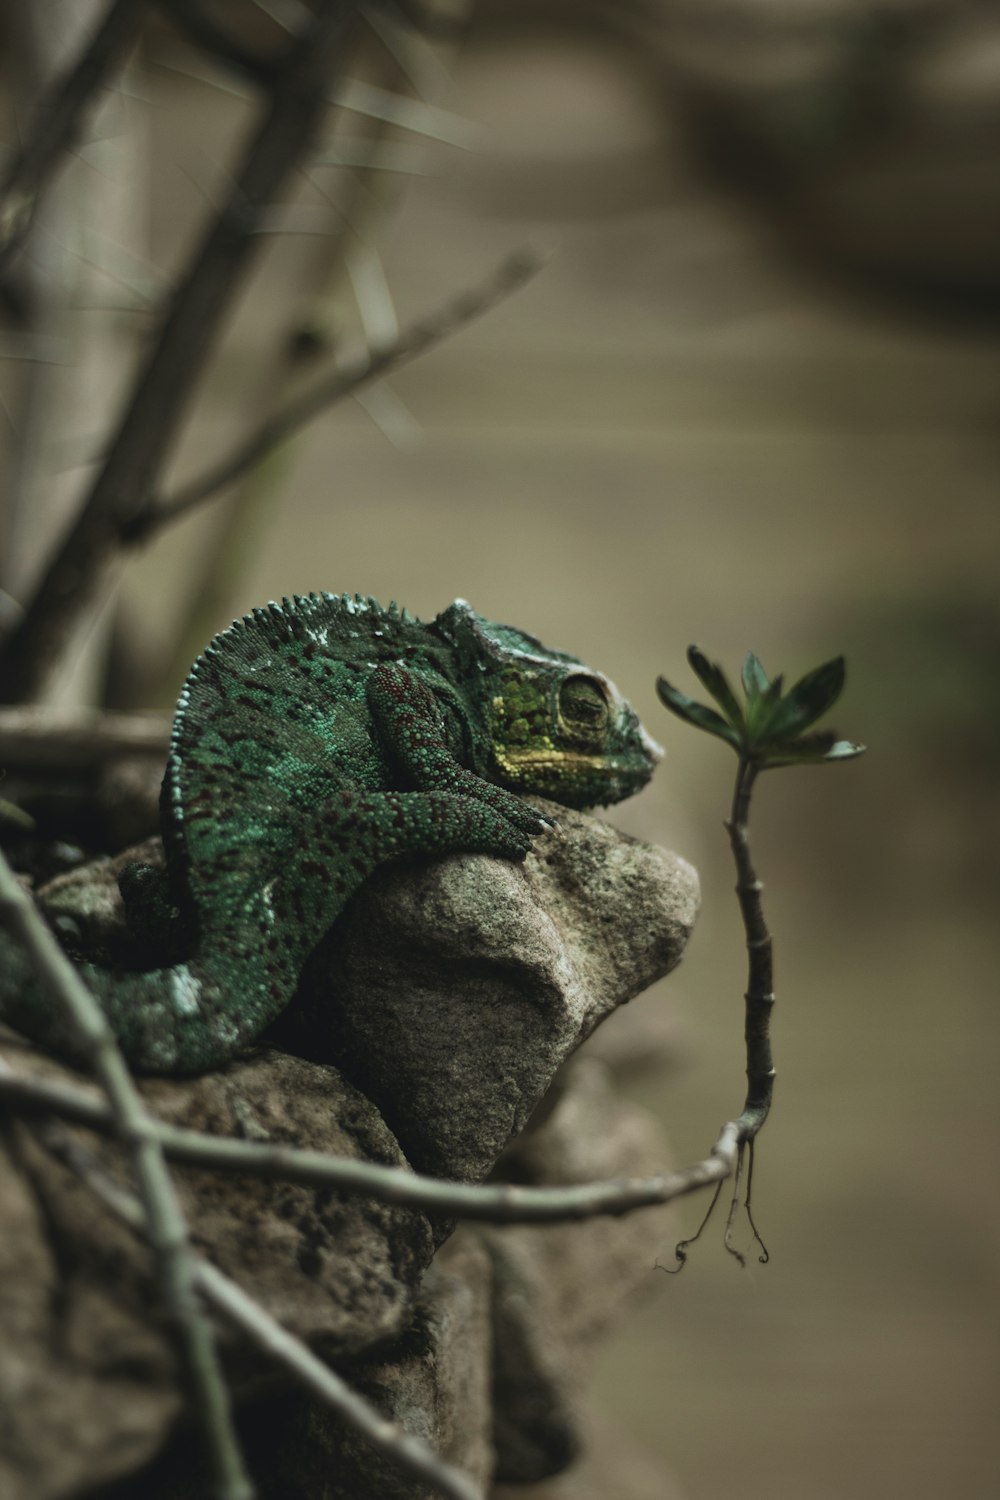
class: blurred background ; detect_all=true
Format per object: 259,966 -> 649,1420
2,2 -> 998,1497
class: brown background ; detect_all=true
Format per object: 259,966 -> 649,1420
4,4 -> 999,1497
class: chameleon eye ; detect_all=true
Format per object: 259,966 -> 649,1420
558,675 -> 610,741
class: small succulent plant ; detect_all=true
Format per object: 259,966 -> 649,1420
655,646 -> 865,1270
656,646 -> 865,768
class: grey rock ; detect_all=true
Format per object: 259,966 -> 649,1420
34,837 -> 164,965
243,1234 -> 495,1500
0,1044 -> 432,1500
2,799 -> 697,1499
480,1056 -> 681,1481
283,799 -> 699,1181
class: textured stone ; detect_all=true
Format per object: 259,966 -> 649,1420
243,1234 -> 495,1500
481,1055 -> 681,1482
0,1042 -> 432,1500
282,799 -> 699,1181
1,799 -> 697,1498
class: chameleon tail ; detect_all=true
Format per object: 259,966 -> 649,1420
0,784 -> 545,1076
0,928 -> 295,1075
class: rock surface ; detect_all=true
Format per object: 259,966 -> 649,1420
1,802 -> 698,1498
0,1042 -> 433,1500
241,1234 -> 496,1500
281,799 -> 699,1181
481,1055 -> 681,1483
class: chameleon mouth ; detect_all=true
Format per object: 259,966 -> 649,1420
497,748 -> 613,771
493,746 -> 656,779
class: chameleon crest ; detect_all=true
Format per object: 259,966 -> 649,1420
0,594 -> 660,1075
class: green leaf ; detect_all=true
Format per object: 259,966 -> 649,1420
741,652 -> 769,699
765,656 -> 846,741
746,668 -> 785,737
761,730 -> 837,765
823,739 -> 867,761
687,645 -> 744,729
656,676 -> 741,748
761,732 -> 866,767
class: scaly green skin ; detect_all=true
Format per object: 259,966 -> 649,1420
0,594 -> 661,1075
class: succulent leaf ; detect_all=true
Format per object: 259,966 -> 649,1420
741,652 -> 770,700
687,646 -> 745,729
656,676 -> 741,747
764,657 -> 845,741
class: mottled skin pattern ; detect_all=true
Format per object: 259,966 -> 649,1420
0,594 -> 660,1075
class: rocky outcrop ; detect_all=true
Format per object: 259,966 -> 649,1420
0,804 -> 698,1499
283,799 -> 698,1182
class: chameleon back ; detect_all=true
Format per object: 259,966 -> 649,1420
162,593 -> 438,917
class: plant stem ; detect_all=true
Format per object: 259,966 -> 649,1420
726,757 -> 775,1139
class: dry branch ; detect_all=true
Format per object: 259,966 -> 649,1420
0,0 -> 148,281
0,1056 -> 738,1225
0,848 -> 252,1499
35,1119 -> 484,1500
125,248 -> 547,541
0,0 -> 359,704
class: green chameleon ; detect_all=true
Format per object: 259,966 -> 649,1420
0,594 -> 660,1075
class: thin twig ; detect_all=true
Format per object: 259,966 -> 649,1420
151,15 -> 392,693
0,1056 -> 740,1225
744,1137 -> 770,1264
655,1177 -> 724,1274
199,1261 -> 481,1500
0,0 -> 359,704
125,248 -> 547,542
0,0 -> 148,279
0,851 -> 253,1500
36,1121 -> 483,1500
722,1142 -> 747,1266
162,0 -> 281,86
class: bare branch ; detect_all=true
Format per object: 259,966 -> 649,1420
0,850 -> 252,1500
127,248 -> 547,541
0,0 -> 148,280
161,0 -> 281,86
0,1056 -> 738,1225
0,0 -> 360,704
0,706 -> 169,767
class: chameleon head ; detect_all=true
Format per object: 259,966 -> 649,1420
433,600 -> 663,809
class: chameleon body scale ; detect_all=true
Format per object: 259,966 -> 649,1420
0,594 -> 660,1074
